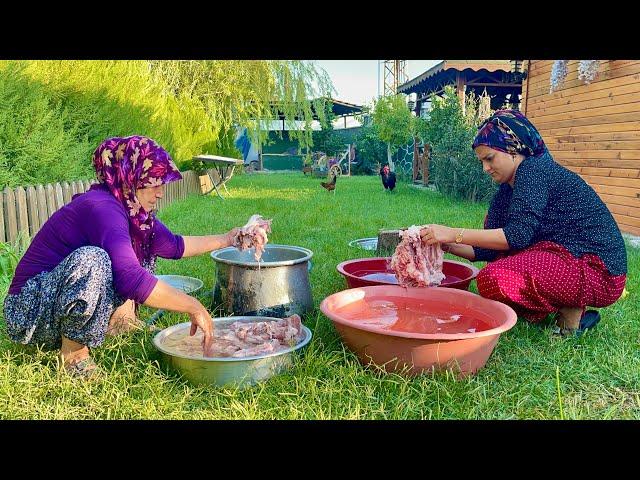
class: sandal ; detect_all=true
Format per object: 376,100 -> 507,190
64,357 -> 102,380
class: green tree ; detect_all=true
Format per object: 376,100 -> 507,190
148,61 -> 335,154
370,94 -> 415,172
311,100 -> 343,158
0,60 -> 334,187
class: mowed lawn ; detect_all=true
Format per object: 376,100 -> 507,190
1,173 -> 639,419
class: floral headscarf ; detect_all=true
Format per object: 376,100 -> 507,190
472,109 -> 547,157
90,135 -> 182,270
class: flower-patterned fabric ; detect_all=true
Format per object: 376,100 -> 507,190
90,135 -> 182,267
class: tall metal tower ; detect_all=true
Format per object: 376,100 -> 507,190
380,60 -> 408,96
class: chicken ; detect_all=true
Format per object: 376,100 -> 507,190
380,165 -> 396,192
320,173 -> 337,192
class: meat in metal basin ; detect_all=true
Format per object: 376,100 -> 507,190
153,316 -> 312,388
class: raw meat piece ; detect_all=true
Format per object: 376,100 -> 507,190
231,339 -> 282,358
389,225 -> 445,287
233,214 -> 272,261
162,314 -> 305,359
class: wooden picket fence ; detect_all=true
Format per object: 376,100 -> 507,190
0,169 -> 208,244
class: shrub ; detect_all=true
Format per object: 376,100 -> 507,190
352,124 -> 386,175
417,86 -> 497,202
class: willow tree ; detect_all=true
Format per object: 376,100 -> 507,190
147,60 -> 335,156
370,94 -> 415,172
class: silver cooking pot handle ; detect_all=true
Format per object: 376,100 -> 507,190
308,260 -> 312,272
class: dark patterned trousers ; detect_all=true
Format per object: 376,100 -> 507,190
3,246 -> 125,350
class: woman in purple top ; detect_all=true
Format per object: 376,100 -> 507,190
3,135 -> 240,378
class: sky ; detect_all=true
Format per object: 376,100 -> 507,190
313,60 -> 442,106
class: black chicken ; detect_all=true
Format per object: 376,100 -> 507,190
380,165 -> 396,192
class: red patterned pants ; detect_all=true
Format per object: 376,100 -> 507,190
476,241 -> 626,322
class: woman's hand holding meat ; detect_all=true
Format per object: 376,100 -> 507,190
420,224 -> 455,245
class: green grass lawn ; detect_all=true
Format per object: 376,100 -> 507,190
1,173 -> 639,419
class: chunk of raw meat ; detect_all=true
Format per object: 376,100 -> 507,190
231,339 -> 282,358
389,225 -> 445,287
233,214 -> 272,261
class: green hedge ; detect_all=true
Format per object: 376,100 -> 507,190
0,61 -> 227,188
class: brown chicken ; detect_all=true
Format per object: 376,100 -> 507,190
320,173 -> 337,192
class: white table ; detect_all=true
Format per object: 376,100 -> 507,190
193,155 -> 244,199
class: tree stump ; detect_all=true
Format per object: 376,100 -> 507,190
377,229 -> 403,256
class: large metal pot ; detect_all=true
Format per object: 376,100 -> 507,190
210,244 -> 313,317
153,316 -> 313,388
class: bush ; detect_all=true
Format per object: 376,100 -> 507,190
417,86 -> 496,202
352,124 -> 386,175
0,60 -> 214,187
0,235 -> 27,296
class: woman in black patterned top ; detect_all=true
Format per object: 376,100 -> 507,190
420,110 -> 627,336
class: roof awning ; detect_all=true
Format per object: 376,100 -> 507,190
398,60 -> 515,94
272,97 -> 363,120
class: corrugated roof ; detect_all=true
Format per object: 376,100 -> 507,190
273,97 -> 362,120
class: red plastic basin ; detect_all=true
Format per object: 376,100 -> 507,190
320,285 -> 517,377
337,257 -> 479,290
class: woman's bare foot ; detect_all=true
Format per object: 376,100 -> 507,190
107,300 -> 143,336
556,307 -> 582,330
553,307 -> 583,336
60,337 -> 100,379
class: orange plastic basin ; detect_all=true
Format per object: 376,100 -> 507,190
337,257 -> 479,290
320,285 -> 517,377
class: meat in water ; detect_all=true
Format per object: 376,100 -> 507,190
389,225 -> 445,287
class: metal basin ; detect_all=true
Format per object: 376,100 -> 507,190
153,316 -> 312,387
155,275 -> 203,294
210,244 -> 313,317
348,237 -> 378,251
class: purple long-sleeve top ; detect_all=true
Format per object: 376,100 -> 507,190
9,186 -> 184,303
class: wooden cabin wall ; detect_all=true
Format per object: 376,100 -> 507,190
522,60 -> 640,236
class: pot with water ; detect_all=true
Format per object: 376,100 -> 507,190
210,244 -> 313,317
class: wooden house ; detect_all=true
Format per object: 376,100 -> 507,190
521,60 -> 640,236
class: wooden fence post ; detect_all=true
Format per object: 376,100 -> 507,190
3,187 -> 18,243
15,186 -> 29,242
62,182 -> 72,205
26,186 -> 39,238
45,184 -> 57,218
36,185 -> 48,228
54,183 -> 64,211
0,190 -> 5,243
